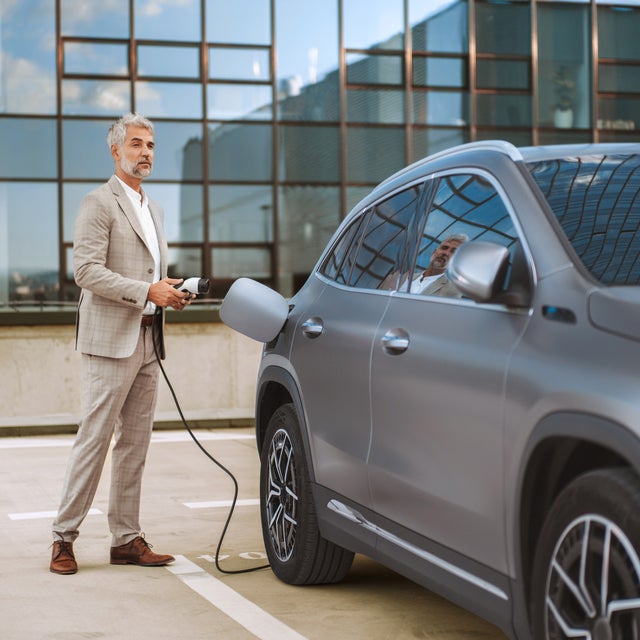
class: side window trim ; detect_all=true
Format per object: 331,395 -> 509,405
400,167 -> 535,305
398,177 -> 439,293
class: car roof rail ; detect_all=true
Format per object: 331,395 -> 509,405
377,140 -> 523,189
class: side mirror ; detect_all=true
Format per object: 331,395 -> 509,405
447,241 -> 510,303
220,278 -> 289,343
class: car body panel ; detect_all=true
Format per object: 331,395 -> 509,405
589,285 -> 640,341
313,483 -> 516,636
287,279 -> 392,507
503,265 -> 640,570
369,294 -> 530,574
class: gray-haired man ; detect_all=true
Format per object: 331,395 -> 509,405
409,233 -> 469,296
50,113 -> 192,574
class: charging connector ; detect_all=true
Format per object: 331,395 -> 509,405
173,277 -> 210,295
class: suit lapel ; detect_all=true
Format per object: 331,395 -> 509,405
109,176 -> 149,251
423,275 -> 446,295
109,175 -> 167,278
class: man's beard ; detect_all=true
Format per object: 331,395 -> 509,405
119,156 -> 152,178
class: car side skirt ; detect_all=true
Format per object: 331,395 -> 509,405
312,483 -> 517,639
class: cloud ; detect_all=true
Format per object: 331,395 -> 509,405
1,55 -> 56,114
136,0 -> 194,18
0,0 -> 24,18
57,0 -> 126,26
62,79 -> 131,113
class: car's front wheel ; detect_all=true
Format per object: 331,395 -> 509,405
260,403 -> 354,585
531,468 -> 640,639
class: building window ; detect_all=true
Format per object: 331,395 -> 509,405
537,2 -> 591,139
475,0 -> 531,142
0,0 -> 638,315
597,2 -> 640,140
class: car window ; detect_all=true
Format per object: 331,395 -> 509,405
403,172 -> 524,298
526,153 -> 640,285
346,186 -> 423,290
320,213 -> 368,285
321,185 -> 423,290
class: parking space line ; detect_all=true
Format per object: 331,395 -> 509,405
150,432 -> 255,443
184,499 -> 259,509
8,507 -> 102,521
0,438 -> 75,449
0,431 -> 253,450
167,555 -> 307,640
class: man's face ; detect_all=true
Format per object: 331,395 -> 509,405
429,239 -> 462,273
112,125 -> 154,179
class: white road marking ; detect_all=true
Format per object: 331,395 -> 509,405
150,432 -> 254,443
184,499 -> 260,509
167,555 -> 307,640
0,430 -> 253,450
8,507 -> 102,521
0,438 -> 74,449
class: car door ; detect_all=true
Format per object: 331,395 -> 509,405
368,171 -> 532,573
289,184 -> 426,506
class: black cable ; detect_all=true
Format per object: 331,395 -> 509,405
151,322 -> 270,575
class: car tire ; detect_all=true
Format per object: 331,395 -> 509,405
260,403 -> 355,585
531,467 -> 640,639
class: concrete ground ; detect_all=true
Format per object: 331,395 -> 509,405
0,427 -> 508,640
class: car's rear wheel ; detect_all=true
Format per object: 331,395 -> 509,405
531,468 -> 640,639
260,403 -> 354,585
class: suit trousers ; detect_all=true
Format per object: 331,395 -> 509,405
52,325 -> 160,547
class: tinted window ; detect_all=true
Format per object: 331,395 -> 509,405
419,173 -> 517,259
527,153 -> 640,285
408,173 -> 521,296
347,186 -> 422,290
321,213 -> 368,284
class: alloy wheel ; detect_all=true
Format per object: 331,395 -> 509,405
264,427 -> 298,562
544,514 -> 640,639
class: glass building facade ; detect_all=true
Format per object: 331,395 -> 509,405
1,0 -> 639,315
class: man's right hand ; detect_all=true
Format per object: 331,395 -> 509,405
147,278 -> 191,310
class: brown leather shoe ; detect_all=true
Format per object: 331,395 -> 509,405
110,536 -> 174,567
50,540 -> 78,575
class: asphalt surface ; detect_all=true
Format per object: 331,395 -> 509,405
1,427 -> 508,639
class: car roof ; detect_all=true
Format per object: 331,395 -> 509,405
380,140 -> 640,186
518,142 -> 640,162
360,140 -> 640,213
376,140 -> 522,191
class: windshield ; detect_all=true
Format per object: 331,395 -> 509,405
526,153 -> 640,285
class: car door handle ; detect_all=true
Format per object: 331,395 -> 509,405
381,329 -> 409,354
301,317 -> 324,338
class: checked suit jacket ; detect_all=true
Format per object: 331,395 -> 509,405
73,175 -> 169,360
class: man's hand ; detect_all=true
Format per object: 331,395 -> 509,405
147,278 -> 193,310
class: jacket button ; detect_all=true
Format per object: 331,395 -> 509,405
147,268 -> 153,274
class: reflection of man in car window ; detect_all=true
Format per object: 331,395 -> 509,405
409,233 -> 468,297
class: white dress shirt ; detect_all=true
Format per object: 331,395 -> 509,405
410,272 -> 441,294
116,176 -> 161,314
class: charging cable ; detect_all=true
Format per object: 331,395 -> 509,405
150,297 -> 269,575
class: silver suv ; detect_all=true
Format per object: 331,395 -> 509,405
221,141 -> 640,639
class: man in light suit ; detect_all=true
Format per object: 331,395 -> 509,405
50,113 -> 192,575
408,233 -> 468,297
